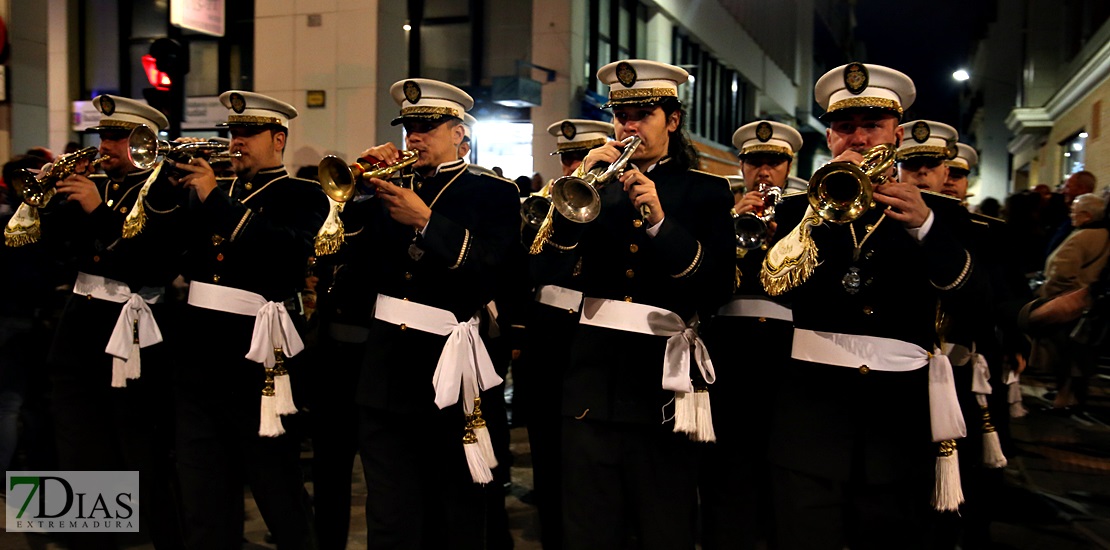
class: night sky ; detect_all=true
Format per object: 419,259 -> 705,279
853,0 -> 995,126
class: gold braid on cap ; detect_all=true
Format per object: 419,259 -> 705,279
897,146 -> 948,159
741,144 -> 794,157
609,87 -> 678,101
400,106 -> 461,119
827,97 -> 903,117
946,159 -> 970,171
227,115 -> 284,125
97,119 -> 139,129
557,138 -> 608,152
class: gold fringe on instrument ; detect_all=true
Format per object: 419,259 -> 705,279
761,209 -> 822,296
121,163 -> 164,239
4,202 -> 42,247
314,198 -> 346,256
528,204 -> 556,255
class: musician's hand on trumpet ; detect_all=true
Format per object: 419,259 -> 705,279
619,165 -> 664,226
359,142 -> 431,230
167,158 -> 219,202
580,140 -> 623,175
735,190 -> 777,237
55,174 -> 102,213
873,179 -> 930,229
370,176 -> 431,231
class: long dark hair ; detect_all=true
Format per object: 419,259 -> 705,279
660,97 -> 700,171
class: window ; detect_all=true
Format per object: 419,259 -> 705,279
587,0 -> 647,95
1061,131 -> 1088,179
673,29 -> 747,147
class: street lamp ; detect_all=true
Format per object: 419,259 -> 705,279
952,69 -> 970,82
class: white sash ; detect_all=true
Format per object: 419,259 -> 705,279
535,285 -> 584,313
187,281 -> 304,366
373,294 -> 502,414
73,272 -> 164,387
791,328 -> 966,442
579,297 -> 714,394
716,296 -> 793,322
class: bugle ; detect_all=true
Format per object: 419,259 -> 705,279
734,181 -> 782,250
128,125 -> 242,172
806,143 -> 896,224
549,135 -> 641,224
10,147 -> 106,207
317,150 -> 419,203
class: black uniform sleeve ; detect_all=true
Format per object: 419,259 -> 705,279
418,178 -> 522,276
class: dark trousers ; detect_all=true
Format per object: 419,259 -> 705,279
305,338 -> 363,550
174,309 -> 316,550
772,466 -> 932,550
562,418 -> 699,550
359,406 -> 487,550
51,359 -> 182,550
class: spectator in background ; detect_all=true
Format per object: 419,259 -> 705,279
978,197 -> 1001,218
514,175 -> 532,197
492,166 -> 504,178
1035,193 -> 1110,411
531,172 -> 544,193
1045,171 -> 1097,259
63,142 -> 82,155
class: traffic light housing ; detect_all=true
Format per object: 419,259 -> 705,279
143,38 -> 189,138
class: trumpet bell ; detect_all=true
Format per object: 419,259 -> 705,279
734,214 -> 769,250
319,155 -> 359,202
521,195 -> 553,229
11,169 -> 52,207
551,175 -> 601,224
807,162 -> 874,224
127,125 -> 163,170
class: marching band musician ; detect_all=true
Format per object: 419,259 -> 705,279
144,91 -> 327,548
353,78 -> 521,548
36,95 -> 184,549
516,118 -> 615,549
699,119 -> 804,550
761,64 -> 973,549
899,130 -> 1025,548
530,59 -> 735,549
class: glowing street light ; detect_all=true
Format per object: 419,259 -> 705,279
952,69 -> 970,82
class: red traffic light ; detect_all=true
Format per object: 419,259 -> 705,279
142,54 -> 172,91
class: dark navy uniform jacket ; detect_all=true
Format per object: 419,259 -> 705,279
532,157 -> 736,425
41,169 -> 183,374
766,190 -> 973,483
352,159 -> 522,415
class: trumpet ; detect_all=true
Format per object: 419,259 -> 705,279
10,147 -> 106,207
734,181 -> 782,250
550,135 -> 641,224
807,144 -> 897,224
520,183 -> 553,229
127,125 -> 242,172
318,150 -> 419,203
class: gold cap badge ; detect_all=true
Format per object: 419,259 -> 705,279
229,93 -> 246,114
911,121 -> 930,143
843,63 -> 868,95
403,81 -> 422,104
616,61 -> 637,87
100,95 -> 115,116
756,121 -> 773,142
560,120 -> 577,139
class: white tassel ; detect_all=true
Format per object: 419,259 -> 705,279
672,392 -> 697,436
464,434 -> 493,485
274,374 -> 298,416
693,390 -> 716,442
474,425 -> 498,468
983,430 -> 1007,468
124,341 -> 142,380
258,395 -> 285,437
932,441 -> 965,512
111,358 -> 129,388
